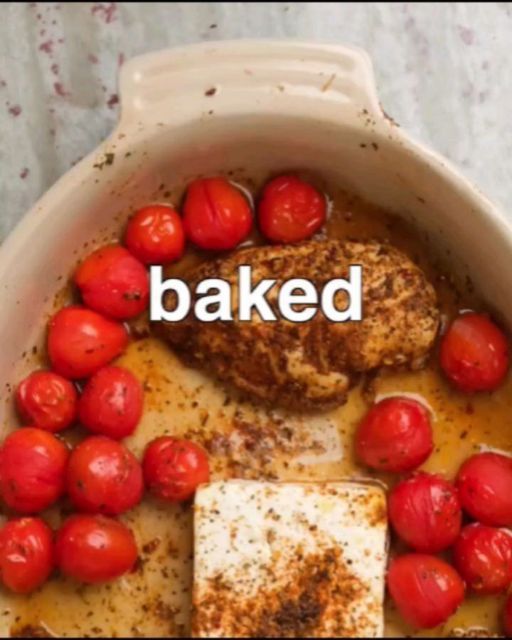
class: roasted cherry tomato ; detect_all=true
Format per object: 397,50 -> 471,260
16,370 -> 78,433
0,517 -> 54,593
355,397 -> 433,473
258,175 -> 326,244
142,437 -> 209,502
48,306 -> 129,379
440,313 -> 509,392
75,244 -> 149,320
456,452 -> 512,526
453,523 -> 512,595
78,366 -> 143,440
67,436 -> 143,515
183,177 -> 253,251
388,473 -> 461,553
0,428 -> 68,514
504,593 -> 512,636
55,514 -> 137,584
387,554 -> 465,630
125,204 -> 185,265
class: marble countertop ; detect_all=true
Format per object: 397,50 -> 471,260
1,2 -> 511,242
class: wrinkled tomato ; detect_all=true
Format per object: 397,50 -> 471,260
456,452 -> 512,527
78,366 -> 143,439
388,473 -> 461,553
16,370 -> 78,432
183,177 -> 253,251
0,517 -> 54,594
258,175 -> 326,243
387,554 -> 465,629
55,514 -> 137,584
453,523 -> 512,595
75,244 -> 149,320
355,397 -> 433,473
440,313 -> 509,392
67,436 -> 143,515
125,204 -> 185,265
0,428 -> 68,514
48,306 -> 128,379
143,437 -> 209,502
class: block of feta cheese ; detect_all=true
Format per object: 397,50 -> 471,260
192,480 -> 388,638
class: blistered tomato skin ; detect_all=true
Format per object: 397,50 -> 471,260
67,436 -> 143,516
48,306 -> 129,380
78,366 -> 143,439
183,177 -> 253,251
453,523 -> 512,595
143,437 -> 210,502
355,397 -> 433,473
16,370 -> 78,433
440,313 -> 509,392
75,244 -> 149,320
0,428 -> 69,514
258,175 -> 326,244
388,473 -> 461,553
55,514 -> 137,584
125,204 -> 185,265
387,554 -> 465,629
456,452 -> 512,526
0,517 -> 54,594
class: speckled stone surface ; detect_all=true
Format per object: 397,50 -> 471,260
1,2 -> 511,242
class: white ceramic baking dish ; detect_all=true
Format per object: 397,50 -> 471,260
1,39 -> 511,398
0,39 -> 511,636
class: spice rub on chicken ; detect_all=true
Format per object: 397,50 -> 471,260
157,240 -> 439,410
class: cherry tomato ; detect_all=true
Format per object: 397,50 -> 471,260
388,473 -> 461,553
0,428 -> 68,514
183,177 -> 253,251
75,244 -> 149,320
0,517 -> 54,594
67,436 -> 143,515
453,523 -> 512,594
440,313 -> 509,392
48,306 -> 129,379
456,452 -> 512,526
16,370 -> 78,433
355,397 -> 433,473
142,437 -> 209,502
78,366 -> 143,440
55,514 -> 137,584
258,175 -> 326,244
504,593 -> 512,636
387,554 -> 465,629
125,204 -> 185,265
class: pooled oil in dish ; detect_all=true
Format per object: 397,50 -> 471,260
4,187 -> 512,638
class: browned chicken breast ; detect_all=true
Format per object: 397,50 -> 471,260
157,240 -> 439,410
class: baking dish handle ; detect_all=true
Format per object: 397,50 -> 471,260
118,41 -> 383,126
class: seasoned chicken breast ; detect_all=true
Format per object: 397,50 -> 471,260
156,240 -> 439,410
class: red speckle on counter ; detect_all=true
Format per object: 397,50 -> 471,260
88,53 -> 99,64
53,82 -> 69,98
107,93 -> 119,109
91,2 -> 118,24
458,25 -> 475,45
51,63 -> 59,76
8,105 -> 22,117
39,40 -> 54,55
20,168 -> 29,180
118,52 -> 125,67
